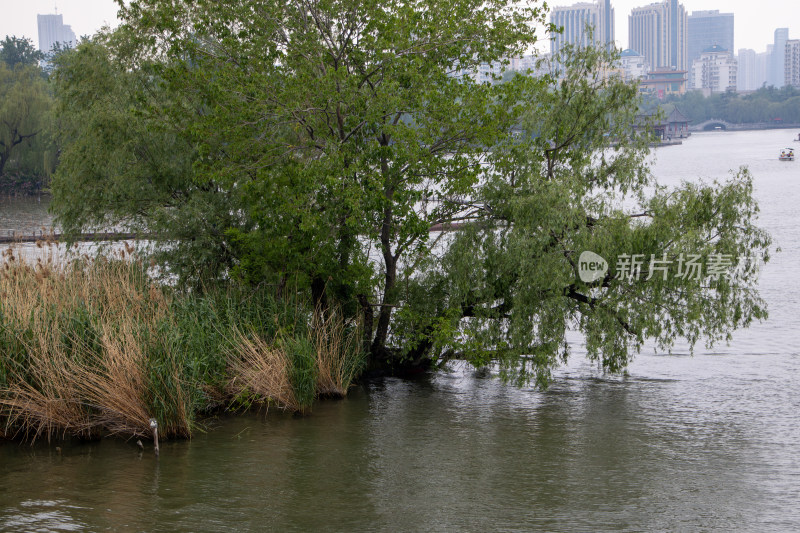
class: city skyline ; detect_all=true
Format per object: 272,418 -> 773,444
0,0 -> 798,56
583,0 -> 798,54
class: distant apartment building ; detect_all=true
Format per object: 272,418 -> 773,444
476,61 -> 505,83
687,10 -> 733,88
550,0 -> 615,59
619,49 -> 649,81
37,13 -> 76,55
690,45 -> 737,94
769,28 -> 789,87
629,0 -> 688,72
639,67 -> 688,99
786,40 -> 800,88
466,54 -> 549,85
510,55 -> 539,74
737,49 -> 769,91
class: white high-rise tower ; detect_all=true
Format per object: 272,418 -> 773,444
37,13 -> 76,55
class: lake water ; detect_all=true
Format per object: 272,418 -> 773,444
0,195 -> 53,237
2,130 -> 800,531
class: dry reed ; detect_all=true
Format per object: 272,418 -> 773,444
226,329 -> 299,411
0,341 -> 93,441
312,309 -> 362,397
0,247 -> 190,441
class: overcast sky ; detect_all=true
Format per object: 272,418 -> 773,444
0,0 -> 797,55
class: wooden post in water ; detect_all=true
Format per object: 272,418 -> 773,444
150,418 -> 159,457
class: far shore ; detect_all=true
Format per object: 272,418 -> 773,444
688,122 -> 800,134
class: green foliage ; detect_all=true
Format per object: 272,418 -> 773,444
284,336 -> 319,411
52,0 -> 547,315
0,36 -> 44,69
0,36 -> 54,191
164,285 -> 310,396
50,38 -> 239,284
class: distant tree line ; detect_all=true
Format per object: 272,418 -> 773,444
649,86 -> 800,125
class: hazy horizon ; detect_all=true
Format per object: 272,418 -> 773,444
1,0 -> 798,57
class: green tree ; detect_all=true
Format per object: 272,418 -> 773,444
51,1 -> 770,382
0,36 -> 44,69
0,36 -> 54,189
662,85 -> 800,125
55,0 -> 547,350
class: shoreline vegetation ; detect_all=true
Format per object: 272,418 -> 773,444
0,245 -> 365,443
0,175 -> 49,196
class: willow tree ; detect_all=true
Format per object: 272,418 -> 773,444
396,46 -> 770,384
0,65 -> 52,182
0,37 -> 53,185
51,0 -> 770,381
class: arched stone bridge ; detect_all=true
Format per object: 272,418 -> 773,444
689,119 -> 734,132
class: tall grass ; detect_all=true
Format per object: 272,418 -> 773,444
312,308 -> 364,397
0,247 -> 366,442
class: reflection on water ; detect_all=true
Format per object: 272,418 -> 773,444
2,130 -> 800,531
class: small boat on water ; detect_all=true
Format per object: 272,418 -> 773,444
780,148 -> 795,161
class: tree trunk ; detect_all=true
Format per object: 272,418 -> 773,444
311,276 -> 328,314
0,149 -> 9,176
371,206 -> 396,357
357,293 -> 374,354
371,147 -> 396,360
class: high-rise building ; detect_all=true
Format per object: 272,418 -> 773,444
600,0 -> 614,50
785,40 -> 800,88
550,1 -> 615,59
691,45 -> 737,94
687,10 -> 734,63
37,14 -> 76,55
769,28 -> 789,87
687,10 -> 733,87
737,48 -> 769,92
629,0 -> 688,72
